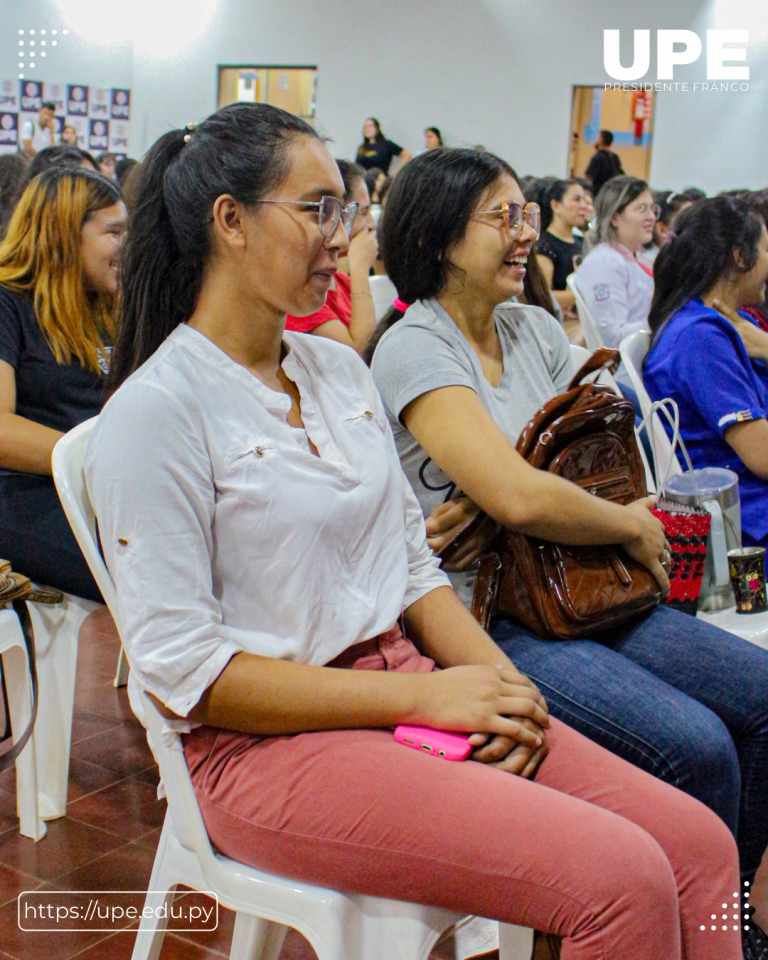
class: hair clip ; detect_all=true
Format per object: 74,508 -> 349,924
183,134 -> 192,143
186,122 -> 197,131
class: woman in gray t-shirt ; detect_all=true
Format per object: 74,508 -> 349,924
370,147 -> 768,896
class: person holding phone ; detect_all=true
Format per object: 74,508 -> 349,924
86,103 -> 740,960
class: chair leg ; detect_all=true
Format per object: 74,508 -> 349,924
230,913 -> 288,960
30,595 -> 98,820
499,923 -> 535,960
2,645 -> 45,840
131,821 -> 176,960
113,645 -> 129,688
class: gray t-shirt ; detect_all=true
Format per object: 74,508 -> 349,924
371,298 -> 573,607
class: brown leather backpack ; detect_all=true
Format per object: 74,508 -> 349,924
469,348 -> 661,639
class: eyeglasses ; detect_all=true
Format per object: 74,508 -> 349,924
473,201 -> 541,241
253,196 -> 359,237
633,202 -> 663,220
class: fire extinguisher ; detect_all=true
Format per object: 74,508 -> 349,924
632,90 -> 652,142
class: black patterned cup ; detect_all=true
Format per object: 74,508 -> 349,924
728,547 -> 768,614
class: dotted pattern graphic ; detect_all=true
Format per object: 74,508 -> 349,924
16,28 -> 68,79
699,880 -> 751,932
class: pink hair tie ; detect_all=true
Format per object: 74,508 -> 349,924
393,297 -> 412,312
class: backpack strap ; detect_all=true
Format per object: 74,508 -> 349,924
567,348 -> 620,390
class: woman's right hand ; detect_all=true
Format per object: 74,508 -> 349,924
413,665 -> 549,746
347,227 -> 379,274
622,497 -> 670,596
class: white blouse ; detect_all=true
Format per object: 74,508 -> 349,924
85,324 -> 449,719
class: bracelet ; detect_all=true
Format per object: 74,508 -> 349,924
350,291 -> 373,298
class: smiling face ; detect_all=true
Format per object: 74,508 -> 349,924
213,135 -> 349,319
81,200 -> 126,294
612,189 -> 657,252
363,118 -> 378,141
734,225 -> 768,306
441,173 -> 537,307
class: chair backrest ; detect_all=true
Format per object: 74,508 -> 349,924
566,273 -> 605,352
369,274 -> 397,322
568,342 -> 621,396
51,419 -> 220,866
619,331 -> 682,482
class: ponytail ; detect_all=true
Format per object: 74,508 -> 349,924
109,102 -> 319,391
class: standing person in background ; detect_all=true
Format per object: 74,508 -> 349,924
286,159 -> 378,355
575,176 -> 657,355
20,101 -> 56,158
585,130 -> 624,197
536,179 -> 590,314
0,167 -> 125,600
355,117 -> 412,174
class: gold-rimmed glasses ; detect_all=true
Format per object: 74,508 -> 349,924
473,200 -> 541,241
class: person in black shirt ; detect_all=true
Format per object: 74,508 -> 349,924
536,179 -> 590,313
585,130 -> 624,197
0,167 -> 125,599
355,117 -> 412,174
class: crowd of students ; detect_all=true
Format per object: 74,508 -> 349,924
1,100 -> 768,960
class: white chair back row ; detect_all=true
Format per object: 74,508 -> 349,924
566,274 -> 605,351
51,418 -> 534,960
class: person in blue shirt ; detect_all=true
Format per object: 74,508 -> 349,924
644,195 -> 768,547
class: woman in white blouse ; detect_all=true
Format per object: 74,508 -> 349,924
574,176 -> 657,351
85,103 -> 740,960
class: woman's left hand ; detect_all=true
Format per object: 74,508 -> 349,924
426,497 -> 499,570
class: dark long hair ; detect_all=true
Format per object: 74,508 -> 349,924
363,147 -> 517,363
109,102 -> 318,390
647,196 -> 764,347
335,158 -> 366,201
541,178 -> 578,232
359,117 -> 385,152
519,243 -> 559,319
425,126 -> 443,146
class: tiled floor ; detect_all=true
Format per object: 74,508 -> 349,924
0,609 -> 320,960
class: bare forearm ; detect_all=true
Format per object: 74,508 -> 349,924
347,268 -> 377,351
552,288 -> 575,311
404,585 -> 515,670
0,413 -> 62,474
186,651 -> 422,734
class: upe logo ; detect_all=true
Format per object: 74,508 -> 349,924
604,29 -> 749,81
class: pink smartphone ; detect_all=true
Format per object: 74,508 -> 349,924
394,725 -> 472,761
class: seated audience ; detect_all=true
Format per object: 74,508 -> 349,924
642,190 -> 692,265
114,157 -> 138,189
21,145 -> 98,186
355,117 -> 411,174
0,154 -> 29,237
644,196 -> 768,550
85,102 -> 741,960
682,186 -> 707,202
21,101 -> 56,158
573,177 -> 594,231
0,167 -> 124,599
536,179 -> 590,313
285,159 -> 378,354
96,152 -> 118,180
60,124 -> 80,146
368,149 -> 768,935
363,166 -> 384,200
575,175 -> 656,352
585,129 -> 624,196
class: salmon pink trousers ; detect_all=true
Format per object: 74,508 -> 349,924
183,629 -> 742,960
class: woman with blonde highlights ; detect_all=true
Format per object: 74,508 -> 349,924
0,166 -> 125,599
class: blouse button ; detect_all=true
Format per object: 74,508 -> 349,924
364,411 -> 374,419
254,446 -> 265,457
118,537 -> 129,546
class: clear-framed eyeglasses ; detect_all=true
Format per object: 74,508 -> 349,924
254,196 -> 359,237
473,200 -> 541,242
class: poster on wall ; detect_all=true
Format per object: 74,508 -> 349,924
0,80 -> 131,156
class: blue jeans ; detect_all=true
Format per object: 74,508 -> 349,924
492,605 -> 768,879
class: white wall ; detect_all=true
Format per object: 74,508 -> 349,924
1,0 -> 766,193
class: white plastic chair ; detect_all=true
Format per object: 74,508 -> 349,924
620,331 -> 682,484
52,418 -> 535,960
369,274 -> 398,322
566,274 -> 605,351
0,608 -> 45,839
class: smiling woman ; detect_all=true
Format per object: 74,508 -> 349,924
0,166 -> 124,599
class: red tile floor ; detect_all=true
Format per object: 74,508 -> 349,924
0,609 -> 325,960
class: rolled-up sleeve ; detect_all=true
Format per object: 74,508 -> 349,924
85,382 -> 243,717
